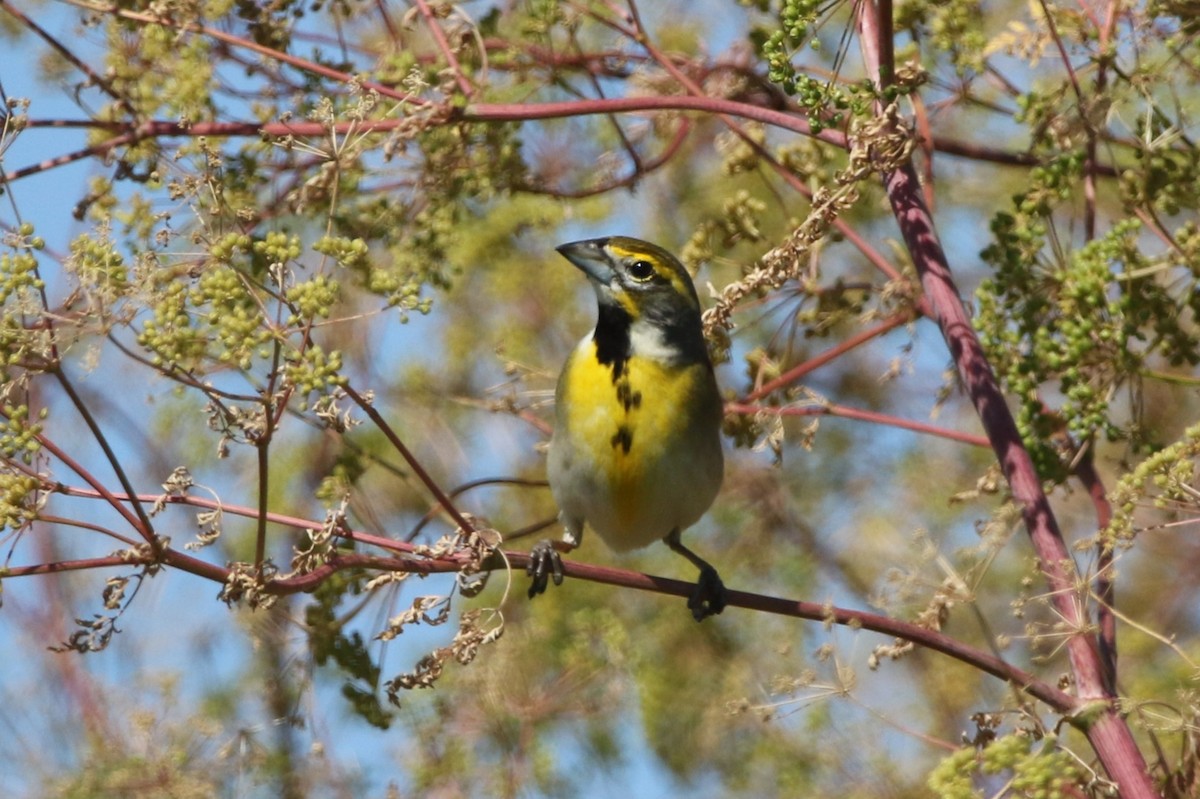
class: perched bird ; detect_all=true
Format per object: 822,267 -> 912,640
528,236 -> 726,620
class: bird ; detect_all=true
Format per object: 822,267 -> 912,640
527,236 -> 726,621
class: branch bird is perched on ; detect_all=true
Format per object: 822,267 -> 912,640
528,236 -> 726,620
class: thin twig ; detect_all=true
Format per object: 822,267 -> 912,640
413,0 -> 475,97
342,384 -> 475,534
741,312 -> 913,402
726,401 -> 990,447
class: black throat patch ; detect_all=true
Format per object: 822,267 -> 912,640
593,303 -> 632,380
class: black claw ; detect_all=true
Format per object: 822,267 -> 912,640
688,565 -> 727,621
527,539 -> 565,599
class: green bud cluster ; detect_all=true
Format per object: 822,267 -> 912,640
137,280 -> 206,369
925,0 -> 987,75
0,404 -> 44,465
209,232 -> 253,263
191,264 -> 273,369
252,231 -> 303,267
1119,115 -> 1200,217
285,345 -> 345,404
101,16 -> 215,126
286,275 -> 341,326
0,250 -> 45,305
927,734 -> 1081,799
68,231 -> 129,300
0,469 -> 41,531
313,235 -> 369,269
0,229 -> 54,385
1105,420 -> 1200,544
756,0 -> 858,132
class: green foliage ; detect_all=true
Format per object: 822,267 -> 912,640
977,218 -> 1133,477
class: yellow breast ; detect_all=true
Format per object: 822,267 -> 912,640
549,337 -> 723,551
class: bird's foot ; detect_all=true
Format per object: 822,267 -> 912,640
688,564 -> 727,621
526,539 -> 565,599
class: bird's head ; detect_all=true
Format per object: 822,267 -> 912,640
556,237 -> 704,328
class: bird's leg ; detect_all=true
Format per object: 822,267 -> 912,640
526,531 -> 578,599
664,528 -> 727,621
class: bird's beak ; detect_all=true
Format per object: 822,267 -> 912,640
556,239 -> 615,286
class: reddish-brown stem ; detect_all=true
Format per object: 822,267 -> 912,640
413,0 -> 475,97
4,128 -> 144,183
3,554 -> 150,578
3,548 -> 231,585
254,436 -> 270,570
858,2 -> 1154,793
465,97 -> 841,142
36,514 -> 140,546
742,312 -> 913,402
2,526 -> 1075,713
56,485 -> 413,555
22,118 -> 1123,178
726,401 -> 990,448
342,385 -> 476,535
510,547 -> 1078,707
1075,453 -> 1117,694
7,95 -> 847,183
28,422 -> 153,544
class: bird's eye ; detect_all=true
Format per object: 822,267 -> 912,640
628,260 -> 656,281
